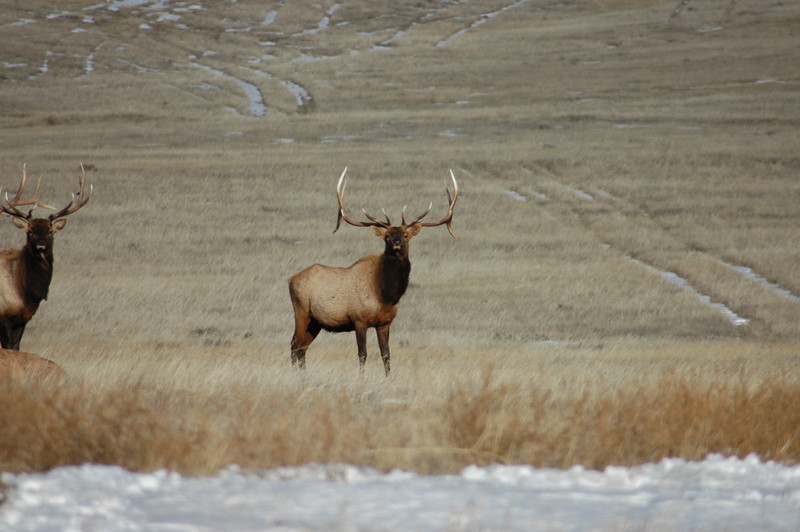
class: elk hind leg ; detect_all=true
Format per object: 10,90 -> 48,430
355,323 -> 368,372
291,316 -> 320,369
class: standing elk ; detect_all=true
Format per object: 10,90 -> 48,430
289,168 -> 459,375
0,164 -> 93,350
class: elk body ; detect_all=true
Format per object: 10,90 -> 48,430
289,168 -> 458,375
0,164 -> 93,350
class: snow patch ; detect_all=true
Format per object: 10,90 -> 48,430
504,190 -> 526,202
719,261 -> 800,303
262,10 -> 278,26
572,189 -> 594,201
189,62 -> 266,117
321,135 -> 360,143
595,189 -> 618,200
293,3 -> 340,36
613,123 -> 654,130
2,456 -> 799,531
245,68 -> 313,110
5,18 -> 37,28
156,12 -> 181,23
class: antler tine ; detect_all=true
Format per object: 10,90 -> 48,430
24,176 -> 58,211
404,202 -> 433,227
410,169 -> 460,237
0,191 -> 30,219
0,163 -> 58,220
49,163 -> 94,221
334,167 -> 351,232
361,208 -> 387,226
334,167 -> 389,233
11,162 -> 29,206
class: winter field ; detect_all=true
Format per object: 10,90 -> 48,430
1,0 -> 800,530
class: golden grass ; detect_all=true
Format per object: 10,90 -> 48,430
0,0 -> 799,475
2,341 -> 799,475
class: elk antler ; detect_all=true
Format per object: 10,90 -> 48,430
0,163 -> 57,220
334,167 -> 390,233
406,169 -> 459,237
49,163 -> 94,221
334,168 -> 459,236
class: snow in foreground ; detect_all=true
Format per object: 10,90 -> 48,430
2,454 -> 799,531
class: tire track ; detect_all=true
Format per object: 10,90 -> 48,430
435,0 -> 532,48
517,163 -> 799,338
188,62 -> 267,117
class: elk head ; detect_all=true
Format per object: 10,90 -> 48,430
1,163 -> 93,263
333,167 -> 459,257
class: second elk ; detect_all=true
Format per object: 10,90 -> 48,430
289,168 -> 459,375
0,164 -> 93,350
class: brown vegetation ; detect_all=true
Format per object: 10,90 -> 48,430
1,351 -> 798,475
0,0 -> 798,475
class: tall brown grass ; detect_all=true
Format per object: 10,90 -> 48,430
2,343 -> 798,475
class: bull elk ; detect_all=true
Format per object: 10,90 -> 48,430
0,164 -> 93,350
289,168 -> 459,375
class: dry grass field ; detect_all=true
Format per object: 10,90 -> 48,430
1,0 -> 799,475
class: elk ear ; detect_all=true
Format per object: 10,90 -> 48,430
406,224 -> 422,239
12,217 -> 28,231
52,219 -> 67,232
371,226 -> 387,238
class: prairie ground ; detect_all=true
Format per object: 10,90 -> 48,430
0,0 -> 798,474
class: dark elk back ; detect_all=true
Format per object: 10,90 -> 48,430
0,164 -> 93,350
289,168 -> 459,375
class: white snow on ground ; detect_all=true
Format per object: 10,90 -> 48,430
572,188 -> 595,201
719,261 -> 800,303
628,257 -> 749,327
188,62 -> 266,117
2,455 -> 799,531
504,189 -> 527,202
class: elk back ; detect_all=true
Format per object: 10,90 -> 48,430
0,348 -> 66,381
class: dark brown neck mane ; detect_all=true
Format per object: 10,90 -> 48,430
379,253 -> 410,305
21,244 -> 53,306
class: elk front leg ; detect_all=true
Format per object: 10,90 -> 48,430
0,319 -> 13,350
376,324 -> 391,376
355,323 -> 368,371
9,322 -> 26,351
